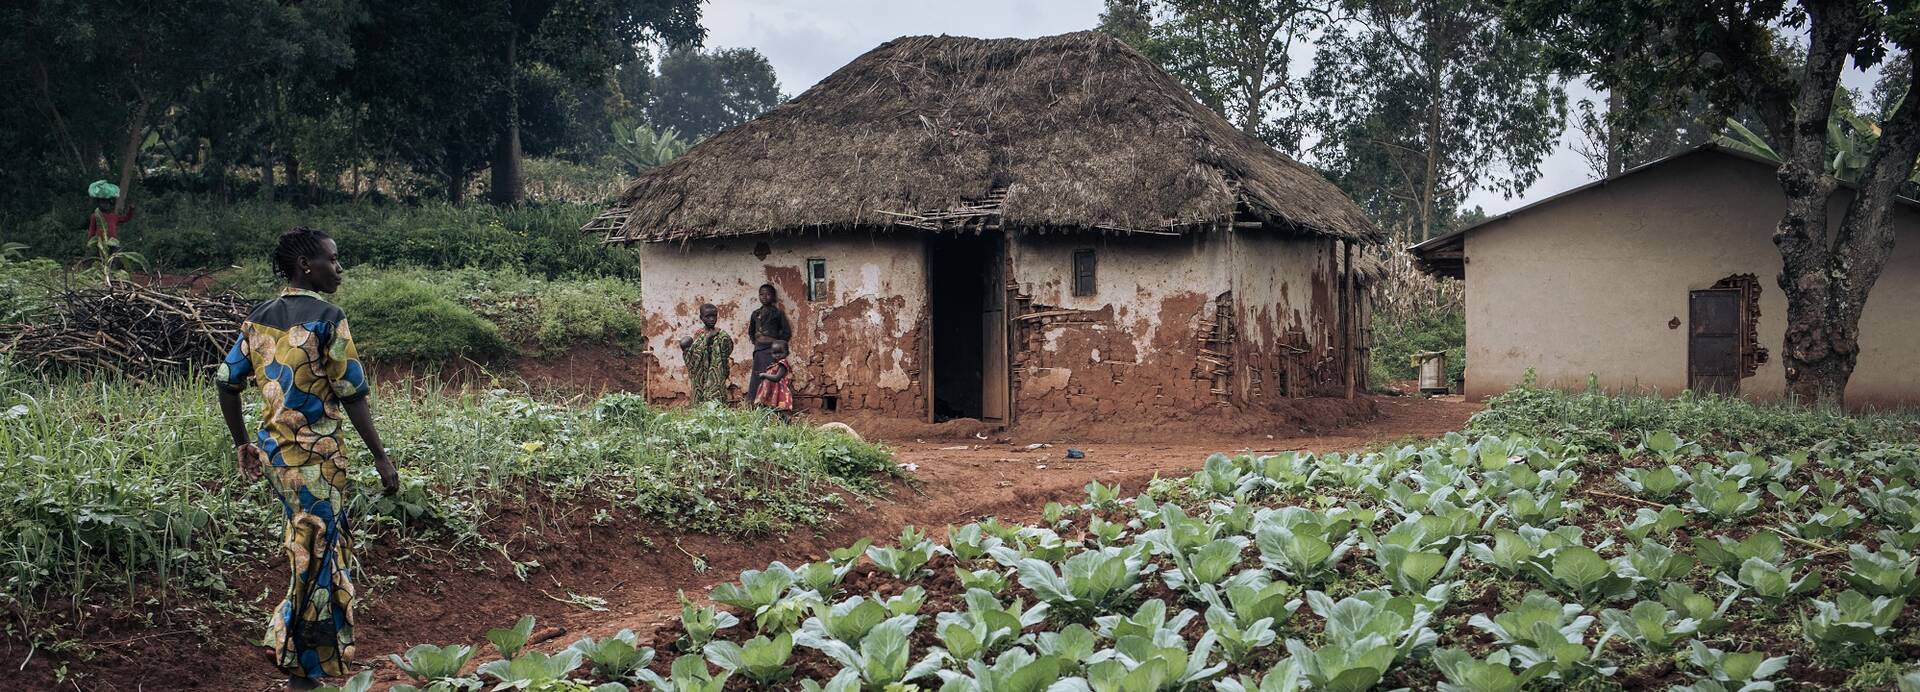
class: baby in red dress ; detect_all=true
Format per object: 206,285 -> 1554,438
751,340 -> 795,422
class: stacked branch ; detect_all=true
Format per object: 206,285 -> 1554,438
0,282 -> 250,378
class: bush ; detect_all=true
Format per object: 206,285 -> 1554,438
336,275 -> 510,361
1370,305 -> 1465,390
4,193 -> 638,279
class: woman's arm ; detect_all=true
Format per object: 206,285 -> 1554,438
218,388 -> 263,480
345,397 -> 399,495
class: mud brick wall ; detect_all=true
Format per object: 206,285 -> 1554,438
1229,233 -> 1350,401
638,233 -> 927,416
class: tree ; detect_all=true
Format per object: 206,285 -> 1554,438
482,0 -> 704,205
1511,0 -> 1920,406
1306,0 -> 1567,243
646,46 -> 783,139
1571,88 -> 1718,178
1096,0 -> 1335,150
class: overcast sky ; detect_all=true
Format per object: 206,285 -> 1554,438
702,1 -> 1875,217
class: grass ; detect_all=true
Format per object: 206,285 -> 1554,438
0,365 -> 896,651
213,265 -> 647,360
1466,379 -> 1920,456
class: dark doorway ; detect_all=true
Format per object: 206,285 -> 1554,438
927,232 -> 1008,422
1688,289 -> 1741,395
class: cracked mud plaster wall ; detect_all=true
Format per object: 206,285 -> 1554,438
638,233 -> 925,415
1230,232 -> 1347,400
1460,151 -> 1920,405
1011,231 -> 1352,416
1009,232 -> 1230,416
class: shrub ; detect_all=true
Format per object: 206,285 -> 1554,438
4,193 -> 638,279
336,275 -> 510,361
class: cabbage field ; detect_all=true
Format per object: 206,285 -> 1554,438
332,389 -> 1920,692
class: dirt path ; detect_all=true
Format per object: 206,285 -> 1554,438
40,396 -> 1476,691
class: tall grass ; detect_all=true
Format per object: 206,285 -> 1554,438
0,366 -> 893,639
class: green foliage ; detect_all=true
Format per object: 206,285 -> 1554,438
0,373 -> 895,647
336,274 -> 510,361
1369,301 -> 1466,389
8,196 -> 637,279
1467,383 -> 1920,456
611,121 -> 693,174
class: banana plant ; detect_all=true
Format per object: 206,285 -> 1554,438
1599,600 -> 1700,652
1618,465 -> 1691,501
388,643 -> 482,690
566,630 -> 655,681
704,632 -> 796,685
1801,590 -> 1906,651
1432,648 -> 1554,692
1844,543 -> 1920,597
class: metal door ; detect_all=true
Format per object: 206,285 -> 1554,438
1688,289 -> 1741,395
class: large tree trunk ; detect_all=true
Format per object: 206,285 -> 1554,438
114,98 -> 150,215
1768,0 -> 1872,407
285,153 -> 303,208
447,157 -> 468,205
489,34 -> 525,206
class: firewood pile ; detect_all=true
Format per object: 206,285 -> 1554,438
0,281 -> 250,377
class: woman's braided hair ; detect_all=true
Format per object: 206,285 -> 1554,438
273,226 -> 332,280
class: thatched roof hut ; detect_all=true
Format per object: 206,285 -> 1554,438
591,31 -> 1382,245
599,32 -> 1382,429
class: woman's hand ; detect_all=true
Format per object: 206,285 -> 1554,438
236,443 -> 265,481
374,455 -> 400,496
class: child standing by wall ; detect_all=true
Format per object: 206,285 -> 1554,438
750,340 -> 795,422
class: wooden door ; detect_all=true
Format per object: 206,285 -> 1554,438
981,235 -> 1010,421
1688,289 -> 1741,396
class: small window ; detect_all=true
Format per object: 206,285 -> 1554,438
806,258 -> 828,300
1071,249 -> 1096,297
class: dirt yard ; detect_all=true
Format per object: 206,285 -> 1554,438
27,395 -> 1477,691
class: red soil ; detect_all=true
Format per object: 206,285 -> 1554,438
2,395 -> 1476,691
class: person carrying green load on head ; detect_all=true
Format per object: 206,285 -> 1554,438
83,180 -> 135,244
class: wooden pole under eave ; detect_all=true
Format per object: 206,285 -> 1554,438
1342,239 -> 1355,400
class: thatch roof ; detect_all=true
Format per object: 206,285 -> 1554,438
593,31 -> 1383,245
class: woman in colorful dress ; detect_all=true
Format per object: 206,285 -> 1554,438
678,302 -> 734,404
745,283 -> 791,402
215,226 -> 397,691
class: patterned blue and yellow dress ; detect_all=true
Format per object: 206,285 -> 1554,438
215,287 -> 370,680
